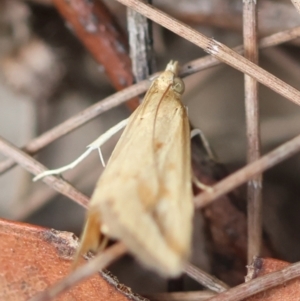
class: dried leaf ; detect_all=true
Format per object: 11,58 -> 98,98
0,218 -> 134,301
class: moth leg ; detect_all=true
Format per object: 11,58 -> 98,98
97,235 -> 109,252
192,174 -> 213,192
33,117 -> 129,181
72,208 -> 103,269
191,128 -> 216,192
87,117 -> 129,158
190,128 -> 218,162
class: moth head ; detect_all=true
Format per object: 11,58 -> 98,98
154,60 -> 185,94
165,61 -> 185,94
172,77 -> 185,95
166,60 -> 179,75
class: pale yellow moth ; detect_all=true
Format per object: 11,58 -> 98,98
77,61 -> 193,277
34,61 -> 194,277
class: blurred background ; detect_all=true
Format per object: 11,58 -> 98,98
1,0 -> 300,294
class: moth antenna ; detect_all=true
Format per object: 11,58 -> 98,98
72,209 -> 102,270
33,118 -> 129,181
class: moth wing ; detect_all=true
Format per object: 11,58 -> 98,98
151,92 -> 193,262
99,97 -> 191,276
74,86 -> 161,270
79,68 -> 193,277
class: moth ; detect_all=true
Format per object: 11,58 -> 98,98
34,61 -> 194,277
77,61 -> 193,277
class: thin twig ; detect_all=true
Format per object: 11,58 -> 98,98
194,133 -> 300,209
0,124 -> 228,299
3,72 -> 298,301
291,0 -> 300,14
53,0 -> 134,93
145,291 -> 216,301
127,0 -> 155,83
0,136 -> 89,208
1,26 -> 300,175
0,2 -> 300,300
13,153 -> 101,220
29,242 -> 127,301
0,80 -> 149,174
0,27 -> 300,300
243,0 -> 262,264
24,0 -> 300,39
205,260 -> 300,301
185,263 -> 229,293
53,0 -> 141,110
116,0 -> 300,106
180,26 -> 300,77
157,0 -> 300,39
24,0 -> 52,4
258,26 -> 300,48
38,253 -> 300,301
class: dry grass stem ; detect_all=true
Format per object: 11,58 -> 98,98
29,242 -> 127,301
53,0 -> 134,92
0,136 -> 89,208
258,26 -> 300,48
243,0 -> 262,264
145,291 -> 216,301
116,0 -> 300,106
0,80 -> 149,174
194,133 -> 300,209
127,0 -> 155,83
2,1 -> 300,300
205,260 -> 300,301
1,24 -> 299,176
291,0 -> 300,14
185,263 -> 229,293
180,26 -> 300,77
